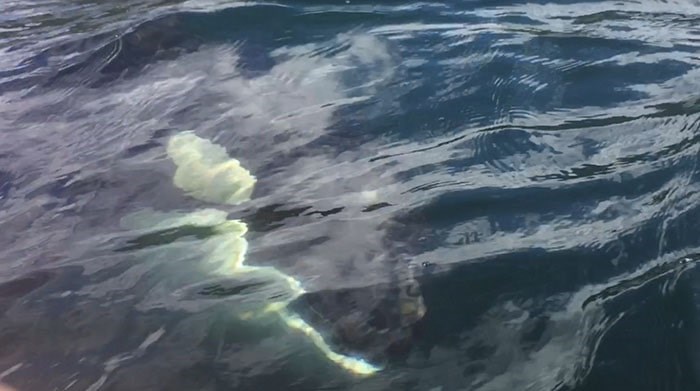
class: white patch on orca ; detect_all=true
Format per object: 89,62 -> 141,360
167,131 -> 256,205
125,132 -> 382,376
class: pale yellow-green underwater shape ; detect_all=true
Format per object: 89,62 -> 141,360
158,131 -> 381,376
210,224 -> 380,376
167,131 -> 256,205
280,309 -> 382,376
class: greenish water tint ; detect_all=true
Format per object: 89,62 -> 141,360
2,0 -> 700,390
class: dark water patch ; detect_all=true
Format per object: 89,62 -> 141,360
245,203 -> 313,232
407,251 -> 699,389
115,225 -> 221,252
0,271 -> 52,300
363,202 -> 393,212
304,206 -> 345,218
197,281 -> 268,297
119,139 -> 163,159
577,262 -> 700,391
0,170 -> 14,202
400,173 -> 665,228
42,14 -> 201,89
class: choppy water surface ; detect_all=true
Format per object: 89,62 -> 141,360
2,0 -> 700,390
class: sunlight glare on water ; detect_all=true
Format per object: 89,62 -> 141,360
1,0 -> 700,390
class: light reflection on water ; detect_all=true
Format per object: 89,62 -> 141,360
1,1 -> 700,390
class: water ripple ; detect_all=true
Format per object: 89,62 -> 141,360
2,0 -> 700,390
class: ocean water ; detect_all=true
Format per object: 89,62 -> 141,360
2,1 -> 700,390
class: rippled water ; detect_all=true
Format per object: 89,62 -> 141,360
2,0 -> 700,390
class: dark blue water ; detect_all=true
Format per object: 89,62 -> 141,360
2,1 -> 700,390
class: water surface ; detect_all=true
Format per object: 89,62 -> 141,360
2,1 -> 700,390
